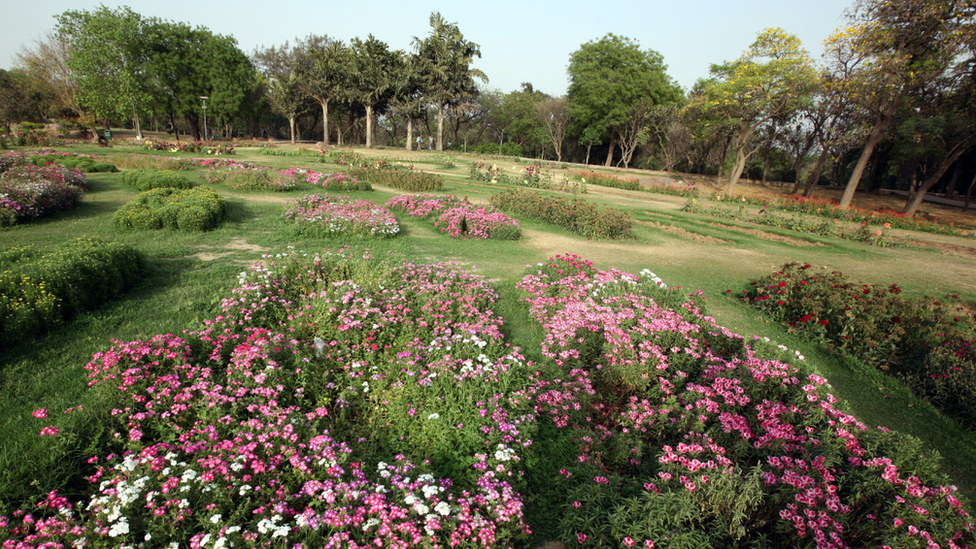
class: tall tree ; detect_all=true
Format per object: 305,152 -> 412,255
15,33 -> 82,125
0,69 -> 51,132
414,12 -> 487,151
686,28 -> 818,193
387,53 -> 425,150
538,96 -> 571,161
828,0 -> 973,208
295,40 -> 348,145
567,33 -> 682,167
253,36 -> 325,143
56,6 -> 150,138
349,35 -> 398,148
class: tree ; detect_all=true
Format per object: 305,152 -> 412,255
295,40 -> 349,145
56,6 -> 150,138
142,20 -> 253,141
616,101 -> 655,168
414,12 -> 487,151
567,33 -> 682,167
646,103 -> 691,172
15,33 -> 82,125
538,96 -> 571,161
252,35 -> 325,143
267,75 -> 306,143
0,69 -> 52,132
349,36 -> 399,148
828,0 -> 973,208
687,28 -> 818,193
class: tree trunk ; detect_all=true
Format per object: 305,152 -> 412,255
585,143 -> 592,166
839,120 -> 886,209
726,126 -> 755,194
288,116 -> 296,144
761,141 -> 772,185
964,170 -> 976,210
131,99 -> 143,140
903,145 -> 967,217
320,99 -> 330,146
436,104 -> 445,151
604,133 -> 617,167
365,104 -> 374,148
944,162 -> 961,199
802,152 -> 829,197
405,117 -> 413,151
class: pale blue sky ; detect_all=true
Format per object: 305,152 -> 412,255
2,0 -> 853,96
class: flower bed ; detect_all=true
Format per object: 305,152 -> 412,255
0,163 -> 88,227
710,193 -> 968,235
120,168 -> 192,191
29,152 -> 118,173
111,153 -> 193,171
0,239 -> 146,348
113,186 -> 225,231
387,194 -> 521,240
471,162 -> 585,194
142,139 -> 234,155
516,254 -> 974,548
744,263 -> 976,429
285,169 -> 372,191
205,165 -> 298,191
490,189 -> 632,239
0,249 -> 533,548
284,193 -> 399,237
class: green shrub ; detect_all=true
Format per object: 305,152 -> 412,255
28,154 -> 119,173
112,154 -> 191,171
744,263 -> 976,428
347,166 -> 444,192
490,189 -> 632,239
0,239 -> 146,348
114,186 -> 224,231
259,147 -> 319,157
121,168 -> 192,191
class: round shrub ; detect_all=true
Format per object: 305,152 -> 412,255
114,187 -> 224,232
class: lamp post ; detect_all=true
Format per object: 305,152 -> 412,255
199,96 -> 209,141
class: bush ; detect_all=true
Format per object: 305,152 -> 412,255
321,150 -> 369,166
205,165 -> 298,191
470,142 -> 523,157
568,169 -> 642,191
9,129 -> 62,147
490,189 -> 632,239
111,153 -> 192,171
113,186 -> 225,231
744,263 -> 976,428
0,239 -> 146,347
259,147 -> 320,157
29,153 -> 118,173
348,166 -> 443,192
142,139 -> 234,155
297,170 -> 372,191
120,168 -> 192,191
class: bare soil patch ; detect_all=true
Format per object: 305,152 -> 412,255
193,238 -> 270,262
642,221 -> 730,244
705,223 -> 825,247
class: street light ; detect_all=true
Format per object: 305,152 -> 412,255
199,96 -> 209,141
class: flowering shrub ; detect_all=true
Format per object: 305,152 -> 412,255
469,161 -> 503,182
142,139 -> 235,155
0,249 -> 533,548
387,194 -> 521,240
321,150 -> 369,166
0,164 -> 87,226
568,169 -> 642,191
29,153 -> 118,173
292,170 -> 372,191
113,187 -> 225,231
284,193 -> 399,237
0,239 -> 145,347
120,169 -> 192,191
744,263 -> 976,429
205,165 -> 298,191
9,129 -> 62,147
710,193 -> 967,235
516,254 -> 974,549
348,167 -> 443,193
490,189 -> 632,240
111,154 -> 193,171
471,162 -> 584,194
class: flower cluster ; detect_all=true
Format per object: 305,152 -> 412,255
516,254 -> 974,549
386,194 -> 521,240
142,139 -> 235,155
289,170 -> 372,191
205,165 -> 298,191
283,193 -> 399,237
0,163 -> 87,226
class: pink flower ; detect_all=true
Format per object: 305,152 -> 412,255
32,408 -> 47,419
576,533 -> 588,544
623,537 -> 634,546
39,426 -> 59,436
572,501 -> 581,508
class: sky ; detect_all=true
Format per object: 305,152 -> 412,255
1,0 -> 854,96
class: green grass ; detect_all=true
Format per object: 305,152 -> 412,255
2,144 -> 976,510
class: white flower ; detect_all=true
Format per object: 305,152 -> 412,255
434,501 -> 451,516
210,513 -> 222,524
427,413 -> 440,420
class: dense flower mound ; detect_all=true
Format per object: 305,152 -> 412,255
516,254 -> 974,549
293,170 -> 372,191
1,249 -> 534,549
142,139 -> 234,155
387,194 -> 521,240
284,193 -> 400,237
0,162 -> 88,226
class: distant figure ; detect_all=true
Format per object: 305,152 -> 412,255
97,136 -> 109,147
262,129 -> 268,140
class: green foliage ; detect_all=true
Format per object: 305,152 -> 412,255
30,154 -> 118,173
490,189 -> 632,239
744,263 -> 976,428
110,154 -> 191,171
113,186 -> 225,231
0,239 -> 146,348
348,166 -> 443,192
120,168 -> 192,191
567,33 -> 683,149
258,147 -> 319,157
469,142 -> 523,156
